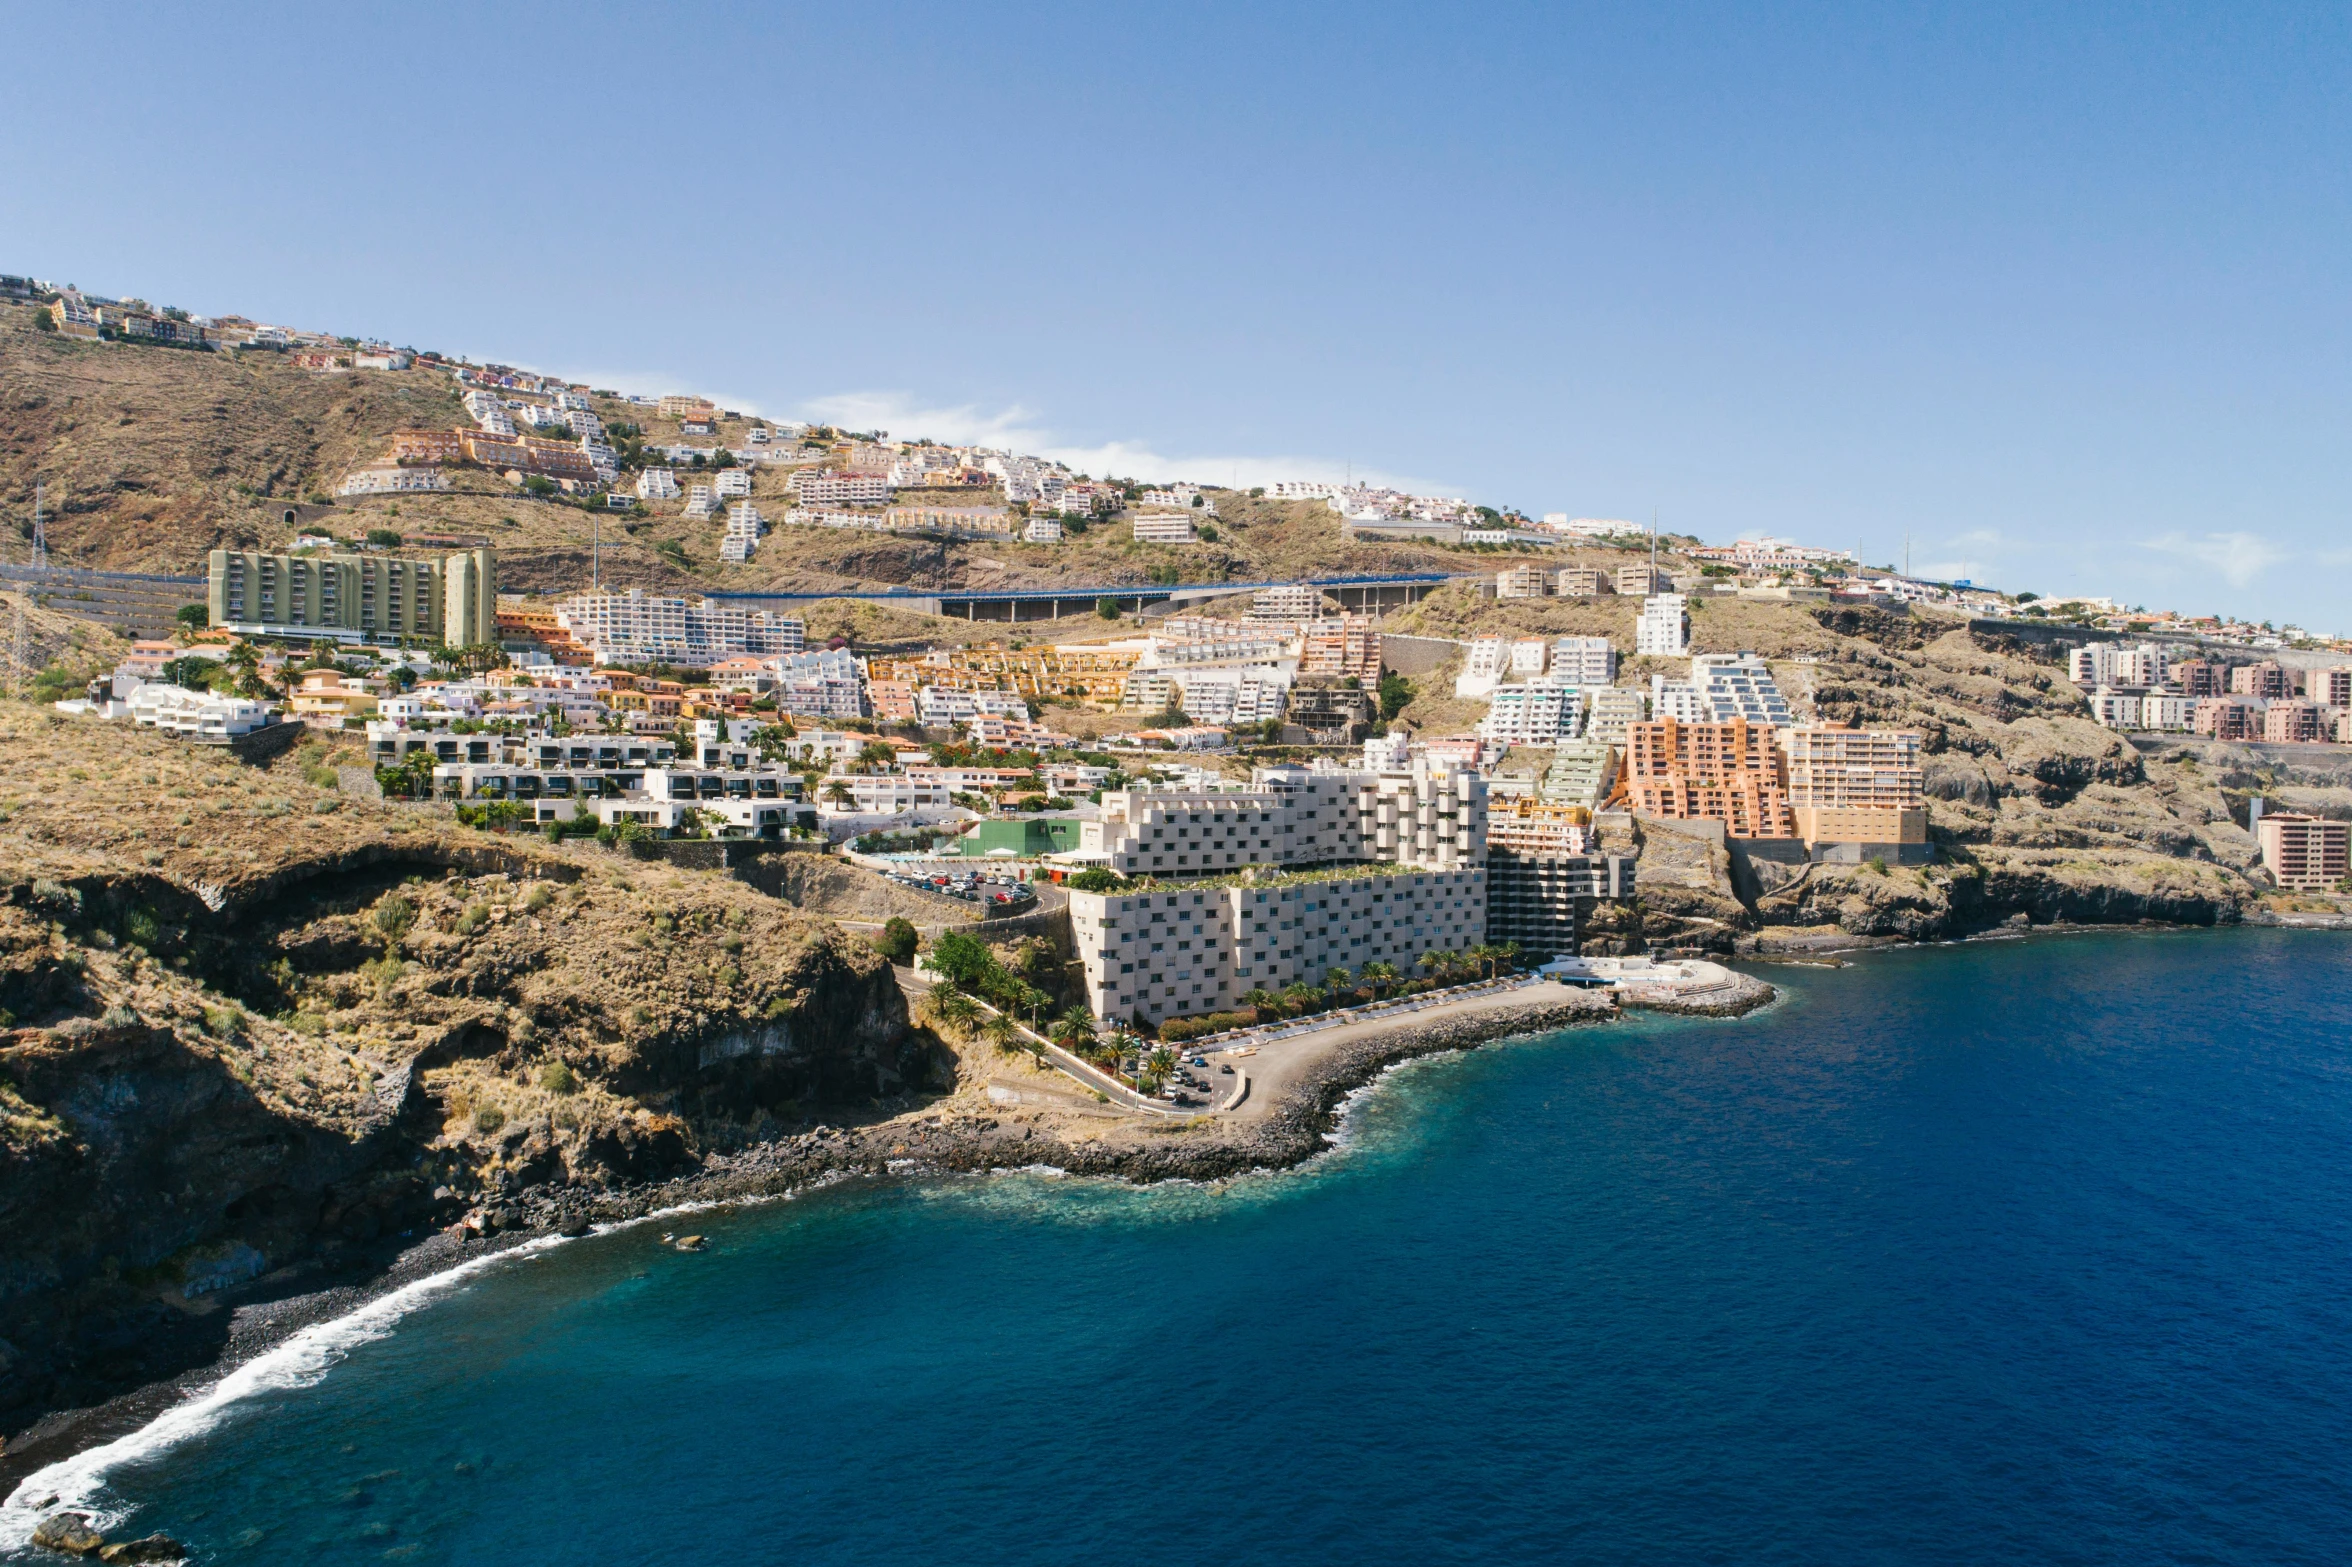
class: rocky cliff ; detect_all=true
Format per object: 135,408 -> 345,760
0,706 -> 930,1430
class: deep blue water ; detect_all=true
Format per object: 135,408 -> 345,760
10,929 -> 2352,1565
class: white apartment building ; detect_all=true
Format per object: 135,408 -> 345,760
127,684 -> 276,739
554,590 -> 805,664
2137,691 -> 2193,732
1550,636 -> 1618,685
1251,583 -> 1323,621
916,686 -> 1030,725
1171,670 -> 1288,727
637,468 -> 681,501
1078,765 -> 1486,878
1022,517 -> 1064,543
720,502 -> 765,563
684,485 -> 719,519
790,469 -> 892,506
2069,643 -> 2171,688
1649,676 -> 1708,723
2090,688 -> 2142,730
1480,684 -> 1584,747
818,773 -> 957,816
768,647 -> 864,719
1690,653 -> 1793,726
716,469 -> 753,498
1585,686 -> 1648,744
464,391 -> 517,436
1132,512 -> 1198,544
1140,485 -> 1216,514
1453,637 -> 1513,699
1635,593 -> 1691,657
1070,866 -> 1489,1024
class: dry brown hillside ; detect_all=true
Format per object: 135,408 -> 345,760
1,300 -> 1663,601
0,703 -> 938,1425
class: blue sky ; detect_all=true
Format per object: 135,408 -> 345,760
7,2 -> 2351,629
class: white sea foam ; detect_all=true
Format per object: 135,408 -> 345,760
0,1235 -> 568,1552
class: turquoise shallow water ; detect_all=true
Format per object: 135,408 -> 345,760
9,928 -> 2352,1564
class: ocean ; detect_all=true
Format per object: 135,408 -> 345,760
8,928 -> 2352,1564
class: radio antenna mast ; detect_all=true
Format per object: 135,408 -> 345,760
31,481 -> 47,573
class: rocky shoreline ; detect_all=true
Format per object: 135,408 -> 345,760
3,985 -> 1701,1503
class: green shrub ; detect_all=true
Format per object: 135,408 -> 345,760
538,1061 -> 579,1095
1159,1010 -> 1256,1044
373,895 -> 415,944
454,904 -> 490,937
1066,868 -> 1130,893
874,917 -> 918,964
473,1105 -> 506,1133
121,908 -> 162,949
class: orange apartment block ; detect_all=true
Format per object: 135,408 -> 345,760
1300,616 -> 1383,682
460,432 -> 597,481
866,644 -> 1140,705
866,680 -> 919,722
2258,812 -> 2350,890
389,428 -> 466,464
1620,716 -> 1796,838
1781,722 -> 1927,844
494,605 -> 595,664
1487,797 -> 1596,856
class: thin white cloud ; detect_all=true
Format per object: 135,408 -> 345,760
2136,530 -> 2288,589
1916,559 -> 1984,581
795,389 -> 1455,494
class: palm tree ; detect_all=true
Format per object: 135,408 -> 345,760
981,1012 -> 1022,1056
931,988 -> 981,1037
1360,960 -> 1399,1000
1280,981 -> 1321,1016
1240,986 -> 1276,1017
1420,950 -> 1448,984
824,779 -> 855,808
1324,965 -> 1353,997
1087,1035 -> 1127,1080
1141,1046 -> 1178,1094
1494,941 -> 1523,977
1050,1005 -> 1097,1054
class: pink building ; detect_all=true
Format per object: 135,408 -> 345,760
2264,701 -> 2331,744
2258,812 -> 2350,891
2230,661 -> 2292,700
2192,696 -> 2264,741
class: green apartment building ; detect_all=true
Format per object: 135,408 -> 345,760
208,546 -> 496,646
